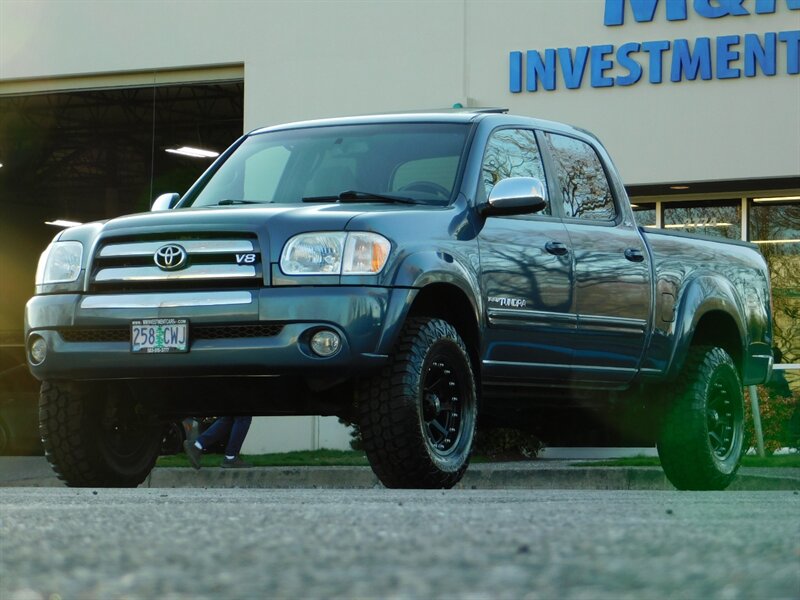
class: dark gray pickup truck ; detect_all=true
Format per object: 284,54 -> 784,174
25,110 -> 774,490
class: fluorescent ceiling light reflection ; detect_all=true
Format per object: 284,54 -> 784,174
753,196 -> 800,203
165,146 -> 220,158
664,223 -> 732,228
45,219 -> 83,228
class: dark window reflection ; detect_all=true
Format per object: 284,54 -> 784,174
0,82 -> 243,338
632,202 -> 657,227
543,132 -> 615,221
663,200 -> 741,239
749,199 -> 800,363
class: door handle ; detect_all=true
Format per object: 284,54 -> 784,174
624,248 -> 645,262
545,241 -> 569,256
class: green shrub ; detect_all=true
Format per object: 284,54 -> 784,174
744,384 -> 799,454
473,427 -> 543,460
339,417 -> 542,459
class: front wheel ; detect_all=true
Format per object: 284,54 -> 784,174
39,381 -> 164,487
657,346 -> 745,490
357,317 -> 477,489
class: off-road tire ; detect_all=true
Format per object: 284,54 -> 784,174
657,346 -> 745,490
39,381 -> 163,487
357,317 -> 477,489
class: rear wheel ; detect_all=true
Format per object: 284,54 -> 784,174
39,381 -> 163,487
657,346 -> 745,490
357,317 -> 477,489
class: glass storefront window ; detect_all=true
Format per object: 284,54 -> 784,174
631,202 -> 656,227
663,200 -> 741,239
749,199 -> 800,364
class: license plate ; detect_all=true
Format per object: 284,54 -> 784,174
131,318 -> 189,353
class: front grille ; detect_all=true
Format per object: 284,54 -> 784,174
89,233 -> 263,293
60,329 -> 130,343
58,323 -> 284,343
195,324 -> 284,339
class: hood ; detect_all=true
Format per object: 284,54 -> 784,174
93,202 -> 422,260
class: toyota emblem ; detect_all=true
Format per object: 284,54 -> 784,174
154,244 -> 188,271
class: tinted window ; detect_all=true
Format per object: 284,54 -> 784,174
480,128 -> 549,215
544,133 -> 616,221
189,123 -> 469,206
391,156 -> 460,193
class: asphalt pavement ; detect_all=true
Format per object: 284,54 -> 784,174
3,487 -> 799,599
1,456 -> 798,490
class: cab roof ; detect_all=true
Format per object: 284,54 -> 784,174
247,109 -> 587,140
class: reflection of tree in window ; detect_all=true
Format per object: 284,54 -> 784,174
663,201 -> 741,239
750,200 -> 800,364
544,133 -> 615,221
631,202 -> 656,227
481,129 -> 548,214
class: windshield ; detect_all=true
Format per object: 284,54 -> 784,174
187,122 -> 471,207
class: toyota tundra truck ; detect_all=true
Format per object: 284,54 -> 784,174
25,110 -> 774,490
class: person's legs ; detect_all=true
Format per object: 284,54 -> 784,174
224,416 -> 252,457
184,417 -> 234,469
196,417 -> 234,450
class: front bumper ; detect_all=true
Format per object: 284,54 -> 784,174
25,286 -> 414,381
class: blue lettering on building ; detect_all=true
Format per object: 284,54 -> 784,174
510,0 -> 800,92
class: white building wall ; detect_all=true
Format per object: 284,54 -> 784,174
464,0 -> 800,185
2,0 -> 798,185
241,416 -> 354,454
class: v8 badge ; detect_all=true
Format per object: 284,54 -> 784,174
236,253 -> 256,264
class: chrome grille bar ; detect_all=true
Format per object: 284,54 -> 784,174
99,240 -> 254,257
81,291 -> 254,309
95,265 -> 256,282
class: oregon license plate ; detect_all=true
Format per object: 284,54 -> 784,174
131,318 -> 189,353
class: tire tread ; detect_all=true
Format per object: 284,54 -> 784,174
358,317 -> 476,489
657,346 -> 744,490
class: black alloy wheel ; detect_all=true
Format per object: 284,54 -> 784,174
421,353 -> 471,458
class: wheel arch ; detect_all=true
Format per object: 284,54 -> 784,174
379,249 -> 482,371
406,282 -> 481,376
689,310 -> 743,375
666,274 -> 747,380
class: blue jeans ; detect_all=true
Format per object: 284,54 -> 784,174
197,416 -> 252,456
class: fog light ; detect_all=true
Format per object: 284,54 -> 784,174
310,330 -> 341,357
29,336 -> 47,365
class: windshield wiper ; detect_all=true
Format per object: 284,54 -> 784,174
302,190 -> 417,204
216,199 -> 263,205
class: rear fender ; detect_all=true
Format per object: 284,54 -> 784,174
665,275 -> 746,380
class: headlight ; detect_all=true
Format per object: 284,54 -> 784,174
281,232 -> 390,275
35,241 -> 83,285
342,232 -> 391,274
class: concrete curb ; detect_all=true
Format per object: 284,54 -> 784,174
140,465 -> 800,491
2,457 -> 798,490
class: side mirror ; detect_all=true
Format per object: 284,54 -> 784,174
151,192 -> 181,211
482,177 -> 547,217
